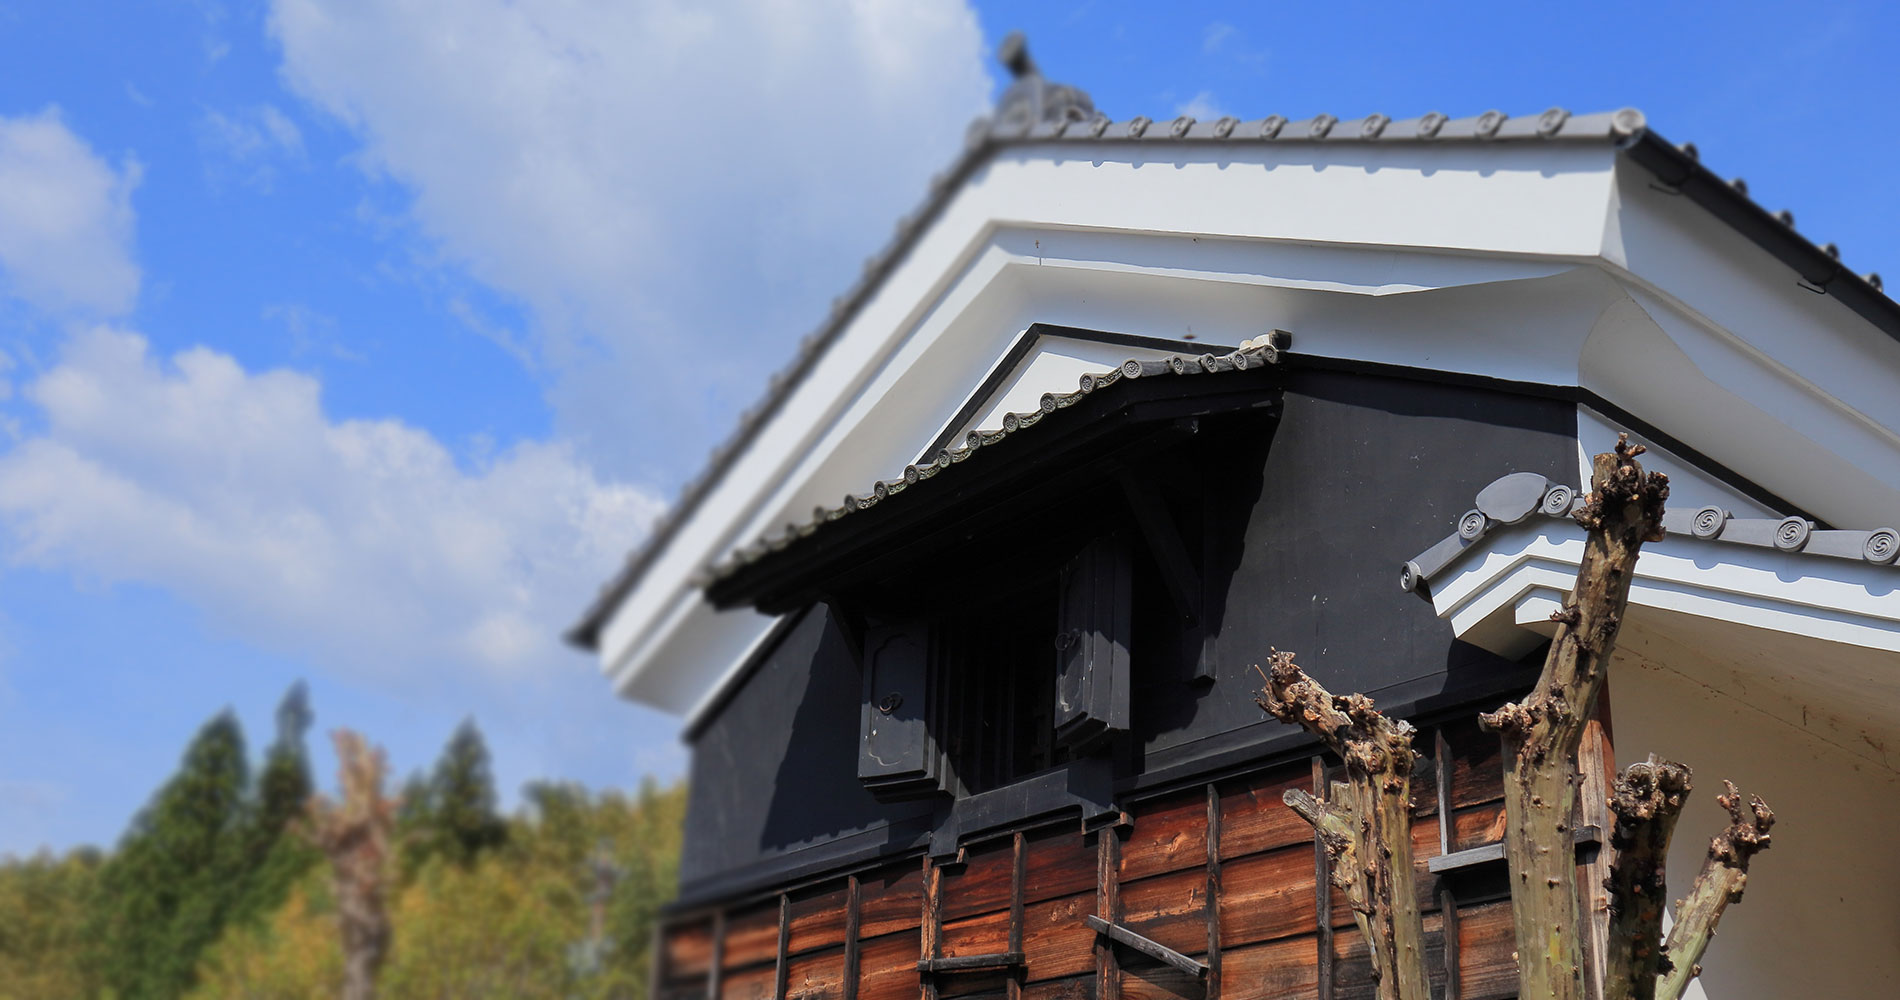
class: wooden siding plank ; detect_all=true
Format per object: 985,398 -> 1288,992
787,948 -> 847,1000
790,885 -> 851,956
1117,957 -> 1206,1000
1218,844 -> 1317,948
1023,827 -> 1098,905
941,910 -> 1012,960
1021,974 -> 1095,1000
1120,789 -> 1208,881
944,840 -> 1016,922
857,932 -> 922,1000
668,920 -> 716,980
1219,934 -> 1319,1000
1216,770 -> 1310,860
1118,868 -> 1210,958
1021,892 -> 1097,983
723,963 -> 777,1000
725,901 -> 783,971
859,861 -> 925,939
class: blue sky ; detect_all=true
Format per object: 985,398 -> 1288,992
0,0 -> 1892,856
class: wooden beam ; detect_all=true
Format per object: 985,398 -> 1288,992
775,894 -> 791,1000
1086,916 -> 1209,979
1204,783 -> 1223,1000
709,911 -> 727,1000
1311,757 -> 1334,1000
844,875 -> 862,1000
1435,729 -> 1461,1000
1009,832 -> 1025,1000
921,856 -> 942,1000
1096,830 -> 1122,1000
1117,472 -> 1200,625
1578,698 -> 1616,1000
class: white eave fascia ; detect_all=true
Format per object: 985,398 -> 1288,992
589,130 -> 1900,722
1429,519 -> 1900,660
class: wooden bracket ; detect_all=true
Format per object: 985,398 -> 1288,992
1117,472 -> 1201,626
1085,915 -> 1209,979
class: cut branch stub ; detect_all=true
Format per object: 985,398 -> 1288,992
1603,756 -> 1693,1000
1259,650 -> 1428,1000
1479,435 -> 1669,1000
1654,782 -> 1773,1000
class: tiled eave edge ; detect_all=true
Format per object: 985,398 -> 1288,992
1410,471 -> 1900,656
566,104 -> 1900,650
700,336 -> 1286,585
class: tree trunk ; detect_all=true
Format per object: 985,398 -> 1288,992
1480,436 -> 1668,1000
1260,652 -> 1429,1000
1653,781 -> 1773,1000
1603,757 -> 1691,1000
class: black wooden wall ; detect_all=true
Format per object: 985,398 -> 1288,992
677,365 -> 1575,904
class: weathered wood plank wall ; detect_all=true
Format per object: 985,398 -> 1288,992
658,717 -> 1585,1000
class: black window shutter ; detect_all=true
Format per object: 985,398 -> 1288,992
857,621 -> 939,799
1054,536 -> 1132,753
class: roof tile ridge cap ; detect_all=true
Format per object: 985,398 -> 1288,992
1401,468 -> 1900,593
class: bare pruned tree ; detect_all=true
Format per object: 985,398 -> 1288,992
1259,436 -> 1774,1000
306,729 -> 399,1000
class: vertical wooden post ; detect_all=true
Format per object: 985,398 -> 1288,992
1577,689 -> 1616,1000
649,920 -> 668,1000
1205,783 -> 1224,1000
922,856 -> 942,1000
775,894 -> 791,1000
845,875 -> 862,1000
1096,829 -> 1122,1000
1434,730 -> 1461,1000
1009,832 -> 1026,1000
1311,756 -> 1334,1000
709,911 -> 727,1000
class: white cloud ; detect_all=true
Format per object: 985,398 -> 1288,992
0,327 -> 663,683
0,109 -> 141,319
1202,21 -> 1236,53
1177,91 -> 1225,121
267,0 -> 994,479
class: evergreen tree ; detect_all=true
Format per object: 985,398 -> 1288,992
418,718 -> 508,867
229,682 -> 319,925
91,709 -> 251,999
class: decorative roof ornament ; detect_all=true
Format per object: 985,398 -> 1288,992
991,32 -> 1097,135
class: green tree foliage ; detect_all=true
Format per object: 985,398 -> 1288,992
404,718 -> 508,871
230,682 -> 319,925
90,709 -> 252,999
0,847 -> 102,999
189,779 -> 689,1000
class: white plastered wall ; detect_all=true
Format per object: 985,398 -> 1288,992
1610,641 -> 1900,999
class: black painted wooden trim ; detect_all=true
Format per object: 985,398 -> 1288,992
683,605 -> 816,744
1276,351 -> 1821,525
